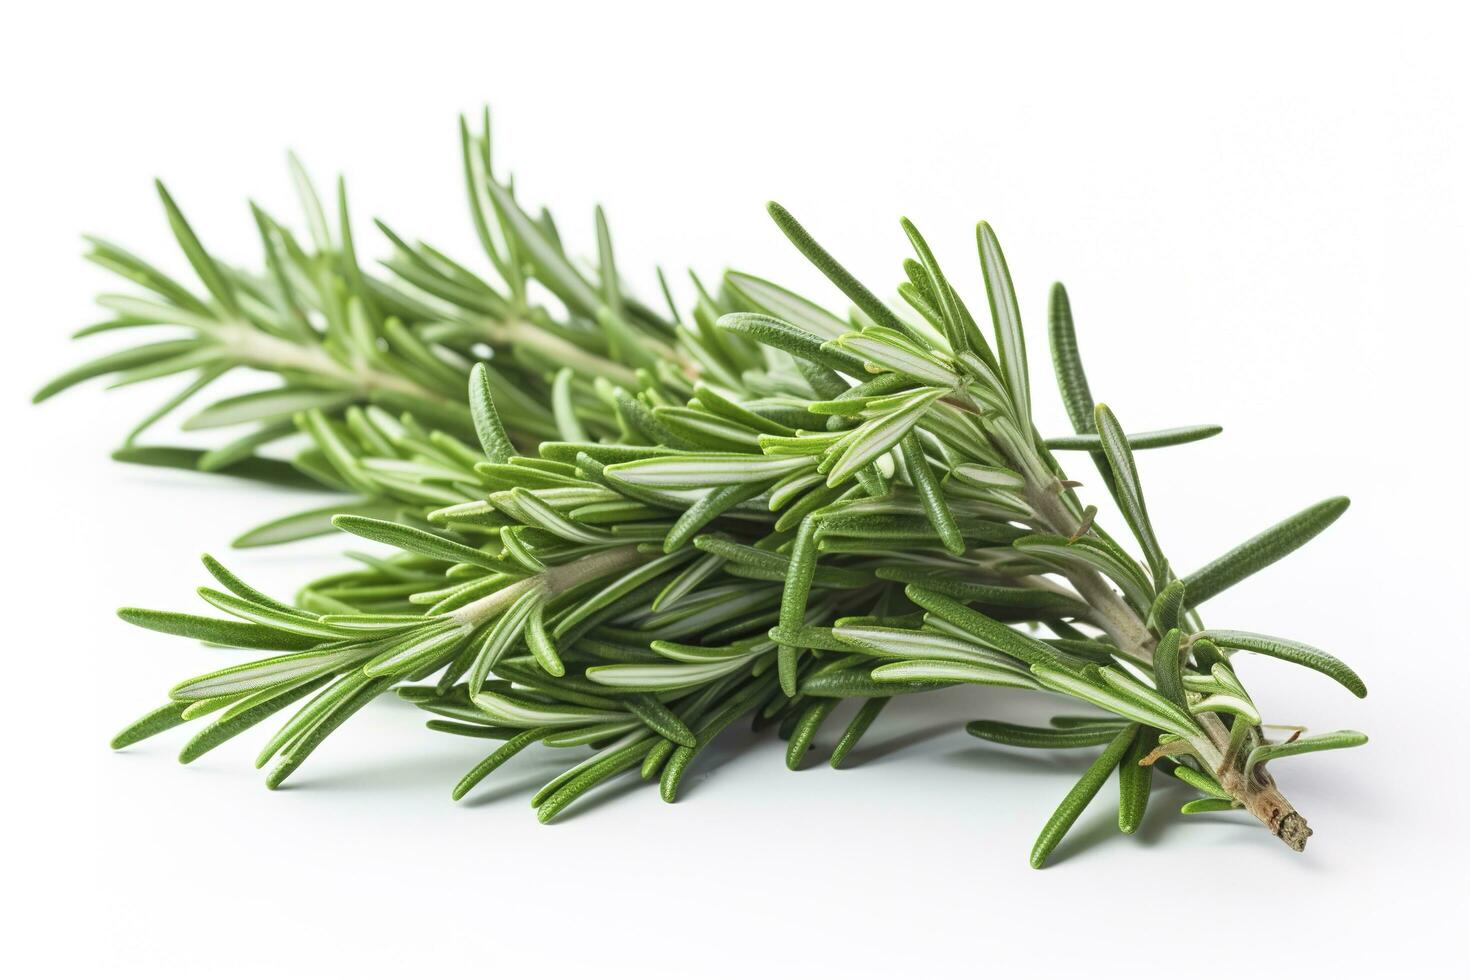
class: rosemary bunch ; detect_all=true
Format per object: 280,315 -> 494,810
54,116 -> 1367,866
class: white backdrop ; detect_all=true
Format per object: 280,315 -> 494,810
5,1 -> 1466,976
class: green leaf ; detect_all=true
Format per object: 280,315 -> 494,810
465,588 -> 543,694
111,444 -> 330,493
1196,630 -> 1367,698
825,389 -> 944,486
900,218 -> 972,355
871,659 -> 1041,689
829,332 -> 961,388
623,694 -> 697,748
1045,425 -> 1222,451
332,515 -> 510,571
1030,725 -> 1137,868
1013,533 -> 1154,612
468,362 -> 515,464
1182,497 -> 1350,606
965,720 -> 1126,749
482,179 -> 601,317
1032,665 -> 1202,737
179,675 -> 332,764
829,697 -> 889,768
117,607 -> 319,651
905,586 -> 1065,669
1153,628 -> 1189,711
184,387 -> 352,430
1047,283 -> 1094,432
232,498 -> 399,548
265,675 -> 394,789
605,452 -> 816,490
900,432 -> 964,555
365,621 -> 472,679
777,516 -> 820,697
1095,404 -> 1170,588
111,702 -> 190,750
717,312 -> 867,375
586,657 -> 751,691
155,180 -> 239,315
171,646 -> 361,700
34,340 -> 202,403
976,221 -> 1030,434
1245,730 -> 1368,772
452,727 -> 551,801
1171,765 -> 1230,800
471,690 -> 629,729
1117,726 -> 1155,834
1148,580 -> 1187,634
724,270 -> 849,341
536,734 -> 652,823
785,698 -> 838,770
766,202 -> 918,342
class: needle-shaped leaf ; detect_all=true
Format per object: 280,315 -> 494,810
469,362 -> 515,464
1117,726 -> 1155,834
717,312 -> 868,375
1032,666 -> 1202,737
1095,403 -> 1170,588
604,453 -> 817,490
1012,533 -> 1154,612
465,588 -> 543,694
482,179 -> 602,317
872,659 -> 1041,689
110,703 -> 191,750
829,332 -> 962,388
233,499 -> 400,548
623,694 -> 697,748
179,675 -> 332,764
1148,580 -> 1187,634
1183,497 -> 1351,606
900,218 -> 972,355
1196,630 -> 1367,697
1030,725 -> 1137,868
900,432 -> 964,555
1048,283 -> 1093,433
184,388 -> 354,431
776,516 -> 820,697
332,515 -> 510,571
724,270 -> 849,341
1180,798 -> 1239,815
117,607 -> 319,651
766,202 -> 918,342
1045,425 -> 1222,451
975,222 -> 1031,435
34,339 -> 202,403
451,727 -> 551,801
905,586 -> 1065,668
155,181 -> 240,315
965,720 -> 1126,749
1245,730 -> 1368,773
825,389 -> 945,487
829,697 -> 889,768
785,698 -> 838,770
1153,628 -> 1189,711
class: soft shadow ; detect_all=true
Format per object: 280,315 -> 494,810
279,746 -> 479,793
942,743 -> 1093,777
839,722 -> 959,768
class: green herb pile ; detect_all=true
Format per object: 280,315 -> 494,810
39,112 -> 1367,866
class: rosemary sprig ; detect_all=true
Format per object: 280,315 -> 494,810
59,114 -> 1366,865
